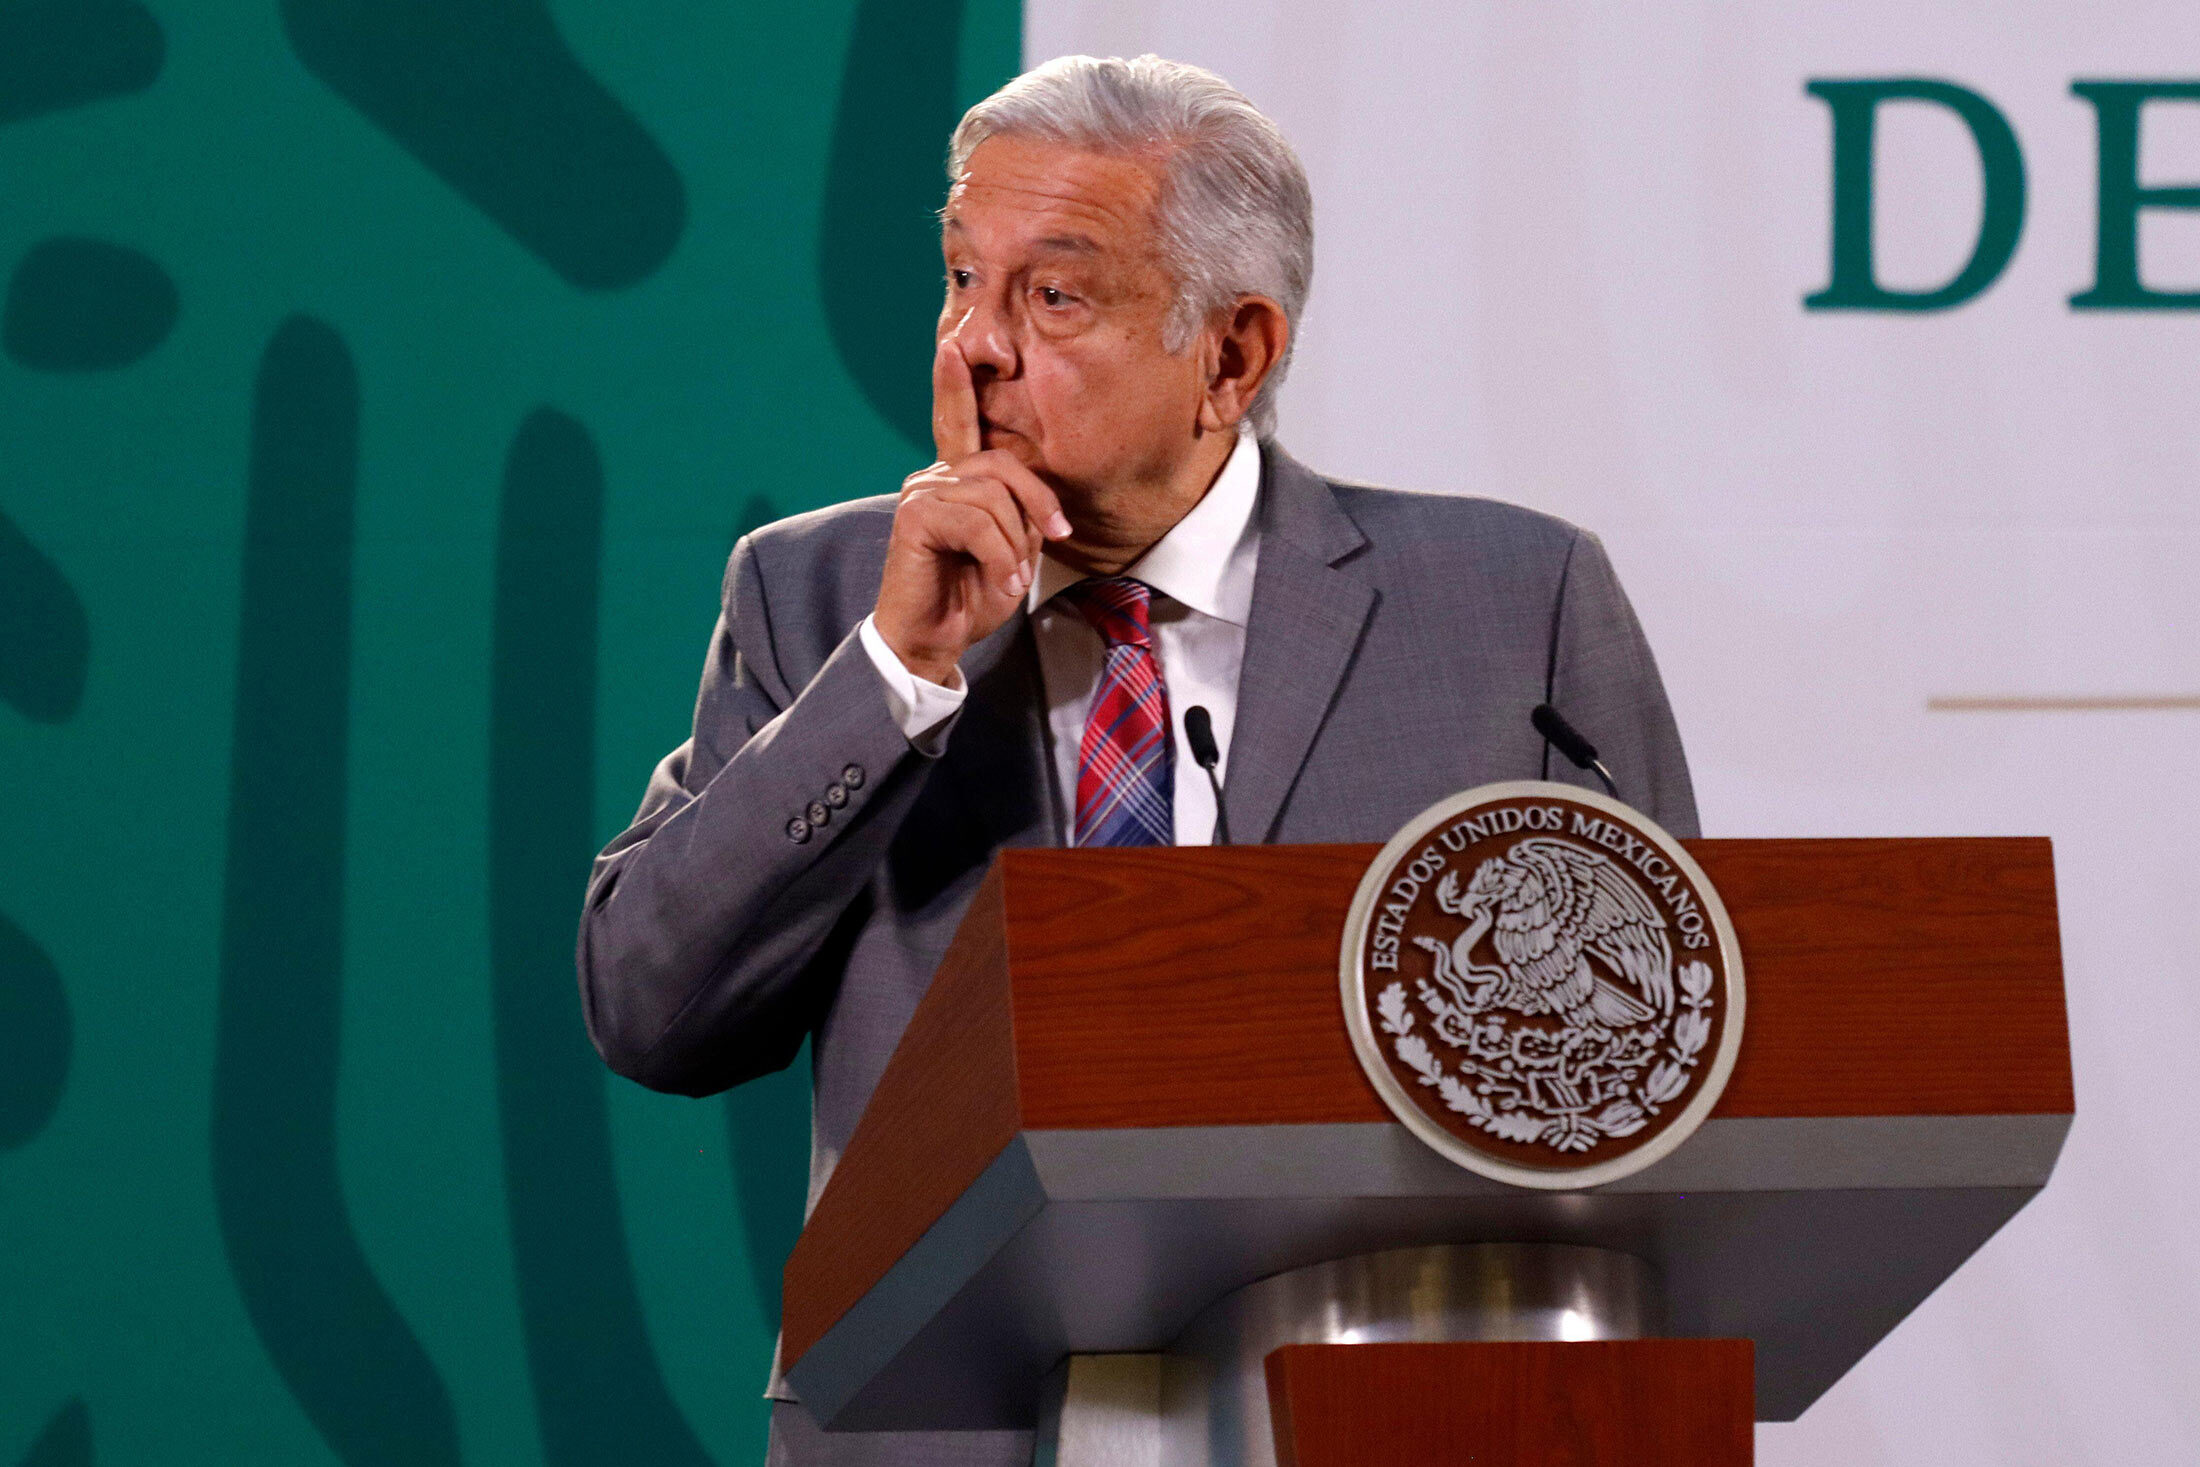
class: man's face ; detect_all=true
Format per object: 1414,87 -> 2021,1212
938,136 -> 1208,498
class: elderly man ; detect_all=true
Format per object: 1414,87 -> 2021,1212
579,54 -> 1695,1466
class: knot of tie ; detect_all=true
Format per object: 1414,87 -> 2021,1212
1057,576 -> 1156,650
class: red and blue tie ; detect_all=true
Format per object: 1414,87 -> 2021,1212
1059,577 -> 1174,847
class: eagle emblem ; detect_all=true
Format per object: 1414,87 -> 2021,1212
1342,782 -> 1743,1188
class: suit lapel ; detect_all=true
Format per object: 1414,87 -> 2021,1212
1225,446 -> 1376,844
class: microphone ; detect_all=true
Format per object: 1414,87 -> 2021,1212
1183,705 -> 1231,845
1531,703 -> 1619,800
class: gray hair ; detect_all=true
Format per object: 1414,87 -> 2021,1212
948,54 -> 1313,437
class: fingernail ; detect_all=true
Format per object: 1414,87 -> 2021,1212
1048,512 -> 1071,538
1010,568 -> 1030,594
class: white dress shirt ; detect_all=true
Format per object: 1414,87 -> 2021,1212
857,425 -> 1263,845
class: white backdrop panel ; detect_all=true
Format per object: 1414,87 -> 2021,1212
1025,4 -> 2200,1463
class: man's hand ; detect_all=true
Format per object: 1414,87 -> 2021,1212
874,339 -> 1071,685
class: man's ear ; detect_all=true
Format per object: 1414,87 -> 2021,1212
1197,295 -> 1289,433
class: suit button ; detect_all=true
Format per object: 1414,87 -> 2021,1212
785,817 -> 811,844
806,800 -> 831,826
841,763 -> 865,790
824,783 -> 849,809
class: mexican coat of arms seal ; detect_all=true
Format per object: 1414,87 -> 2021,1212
1340,781 -> 1745,1188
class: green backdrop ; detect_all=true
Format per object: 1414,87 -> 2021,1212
0,2 -> 1020,1463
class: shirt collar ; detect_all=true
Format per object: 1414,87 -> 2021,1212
1028,426 -> 1263,626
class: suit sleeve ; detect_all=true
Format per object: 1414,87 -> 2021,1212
1543,530 -> 1702,838
576,535 -> 944,1095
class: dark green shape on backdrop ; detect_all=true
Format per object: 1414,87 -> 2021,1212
725,1056 -> 808,1328
490,408 -> 716,1467
281,0 -> 687,291
0,0 -> 161,127
0,911 -> 71,1152
212,317 -> 460,1467
1804,78 -> 2027,312
733,494 -> 780,547
12,1399 -> 89,1467
2070,81 -> 2200,310
0,506 -> 88,721
821,0 -> 971,449
4,238 -> 178,371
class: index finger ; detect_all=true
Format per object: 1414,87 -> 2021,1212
969,450 -> 1072,543
931,335 -> 981,463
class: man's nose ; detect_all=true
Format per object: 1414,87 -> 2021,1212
949,297 -> 1018,380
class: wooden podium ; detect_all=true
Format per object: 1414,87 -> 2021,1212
780,839 -> 2070,1464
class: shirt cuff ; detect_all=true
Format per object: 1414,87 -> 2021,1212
858,613 -> 966,755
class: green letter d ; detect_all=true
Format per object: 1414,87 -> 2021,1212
1805,78 -> 2027,312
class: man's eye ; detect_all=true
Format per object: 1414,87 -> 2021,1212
1038,286 -> 1080,309
948,269 -> 973,289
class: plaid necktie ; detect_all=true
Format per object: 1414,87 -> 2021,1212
1058,576 -> 1174,846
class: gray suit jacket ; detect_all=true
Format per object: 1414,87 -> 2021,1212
577,445 -> 1696,1458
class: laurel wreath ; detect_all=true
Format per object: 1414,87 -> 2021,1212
1378,959 -> 1715,1154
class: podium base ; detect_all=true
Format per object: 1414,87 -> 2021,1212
1036,1243 -> 1661,1467
1266,1340 -> 1754,1467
